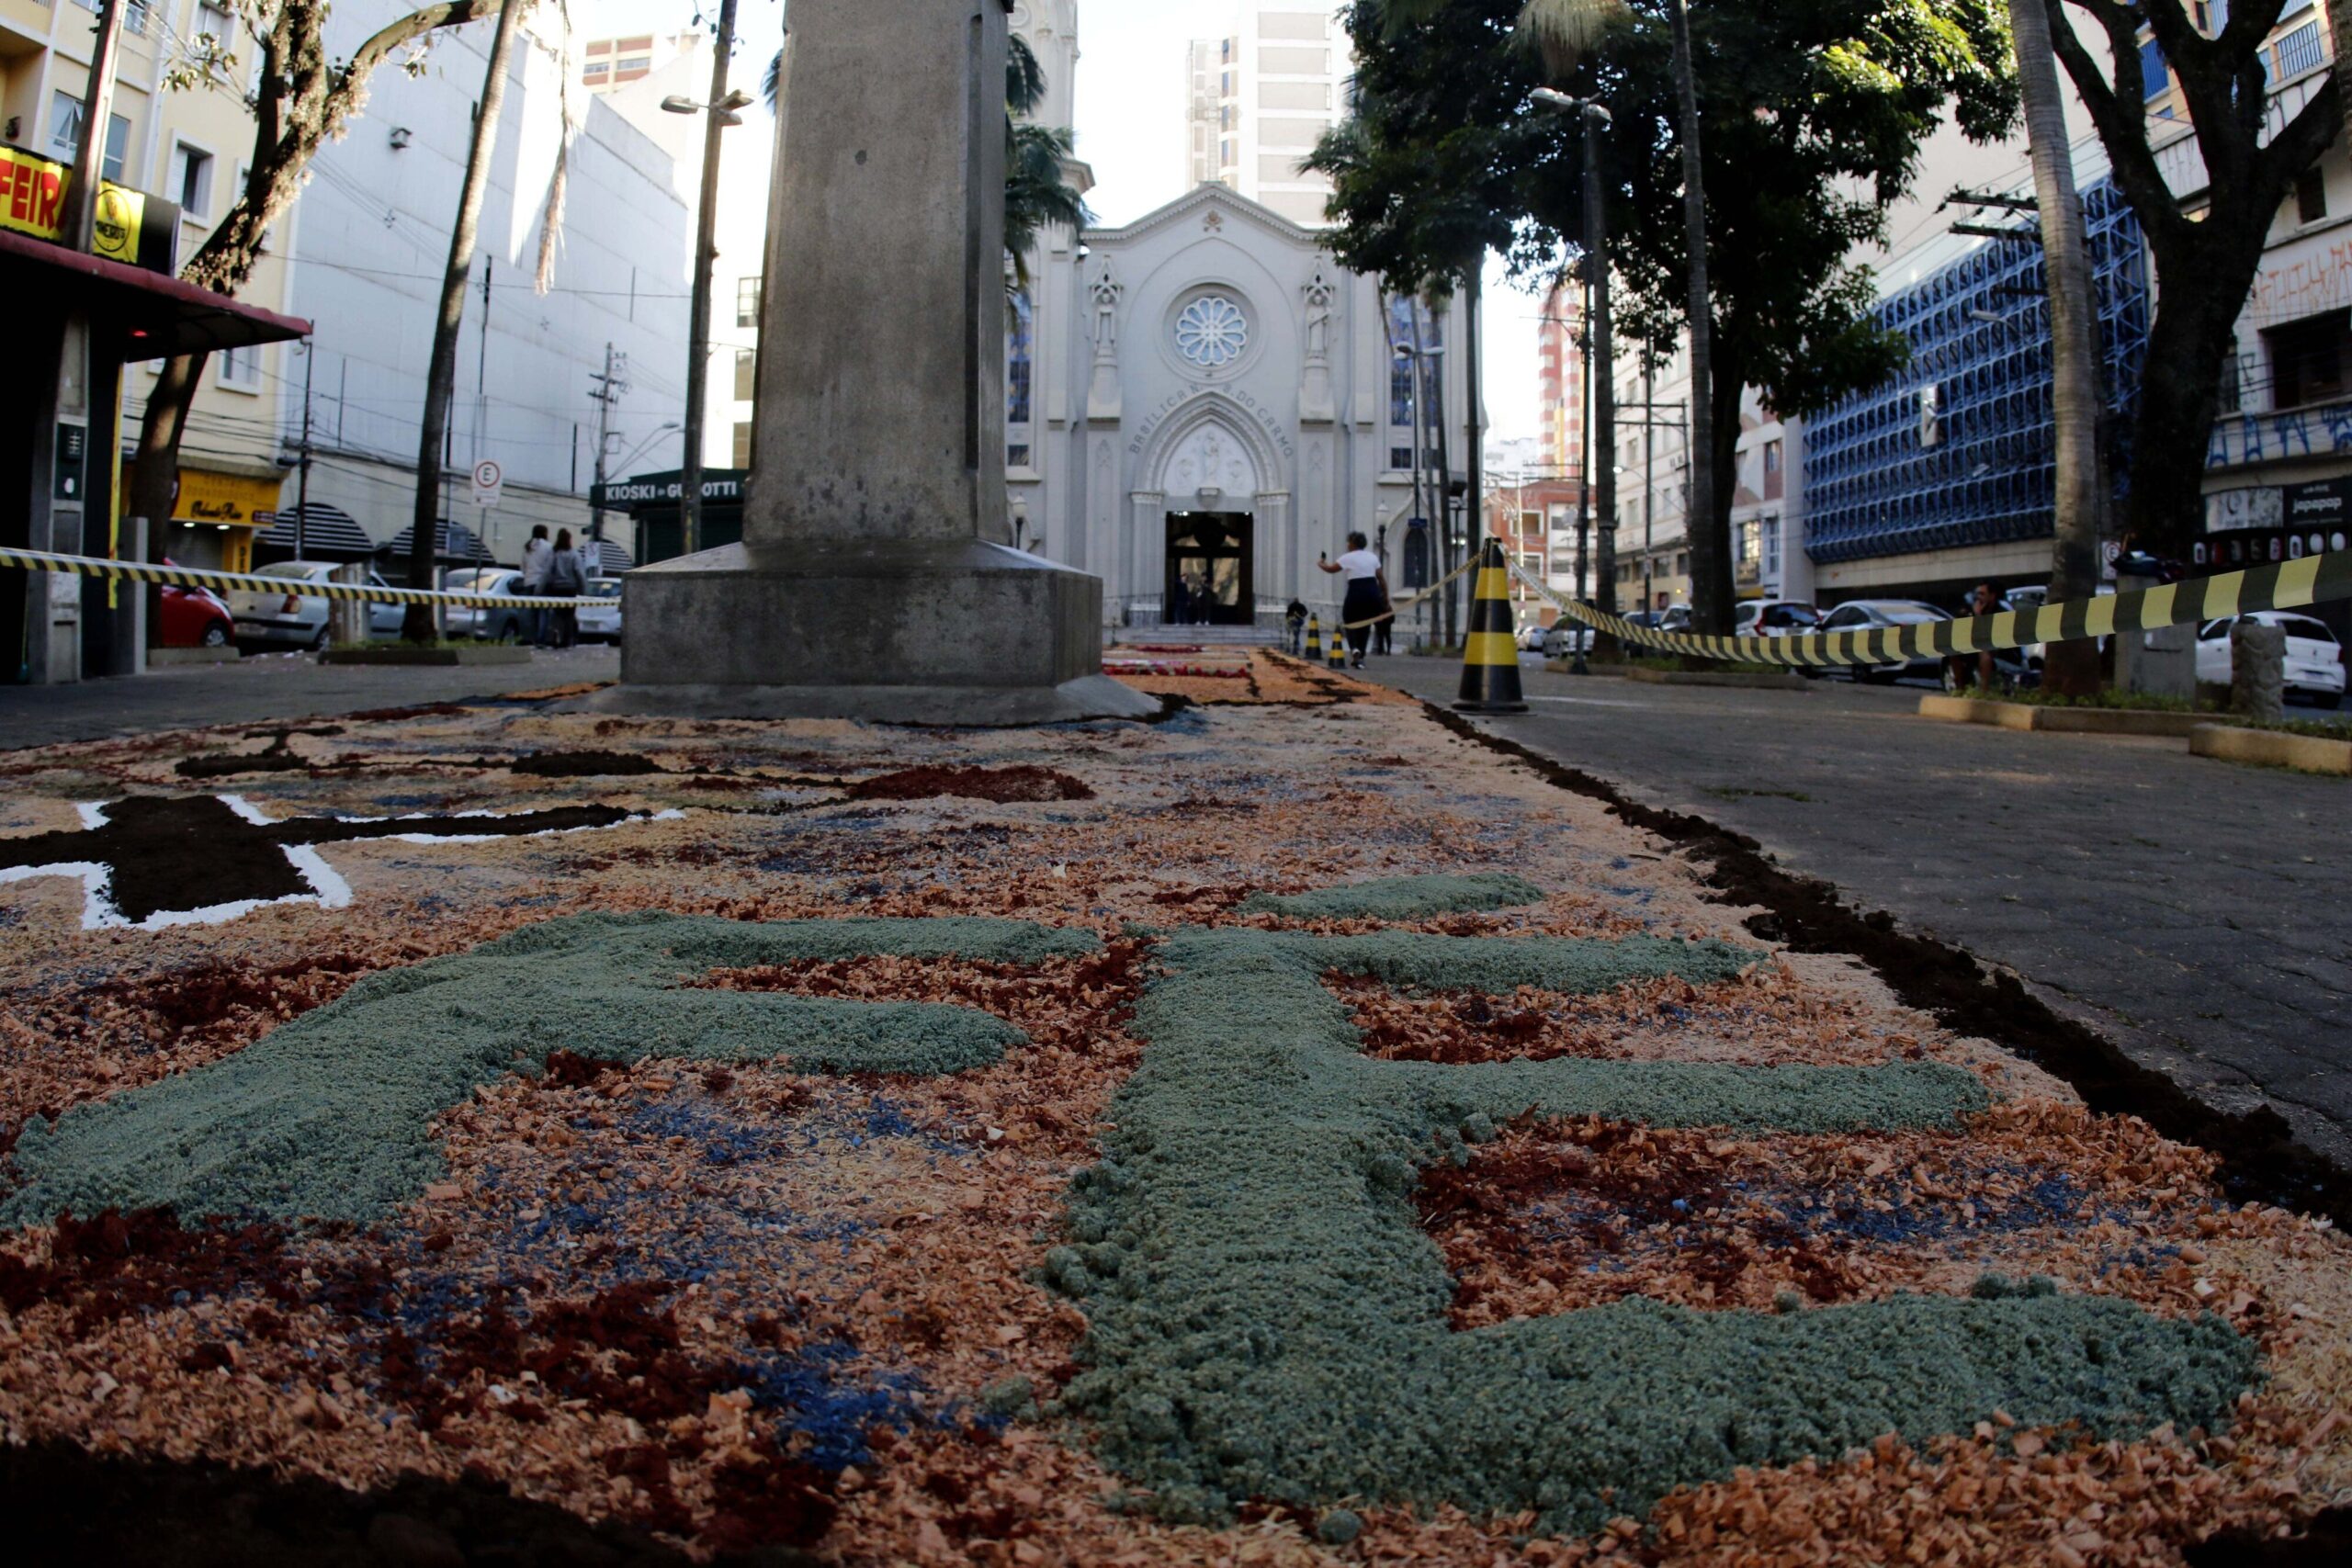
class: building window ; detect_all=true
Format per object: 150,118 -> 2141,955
732,422 -> 753,468
736,276 -> 762,329
219,344 -> 262,390
1675,552 -> 1690,576
2140,38 -> 2168,100
1007,445 -> 1034,469
2295,166 -> 2328,225
2219,336 -> 2243,414
74,0 -> 147,35
733,349 -> 756,402
2264,310 -> 2352,409
197,0 -> 232,46
50,96 -> 130,184
1763,439 -> 1782,474
2277,20 -> 2324,80
1006,290 -> 1034,468
171,142 -> 214,220
1762,515 -> 1781,579
1390,446 -> 1416,470
1174,294 -> 1250,369
583,62 -> 611,85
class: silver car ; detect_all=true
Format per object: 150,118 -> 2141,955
1815,599 -> 1951,682
576,579 -> 625,644
443,569 -> 535,642
226,561 -> 404,651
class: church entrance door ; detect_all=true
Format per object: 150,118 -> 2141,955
1163,513 -> 1254,627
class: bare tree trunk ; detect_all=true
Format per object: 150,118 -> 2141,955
128,354 -> 207,549
404,0 -> 529,640
2014,0 -> 2103,697
1668,0 -> 1726,637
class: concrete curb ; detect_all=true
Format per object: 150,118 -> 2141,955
2190,723 -> 2352,775
318,646 -> 535,668
1917,695 -> 2206,737
149,647 -> 241,668
1552,661 -> 1807,690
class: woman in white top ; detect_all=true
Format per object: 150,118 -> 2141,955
1317,531 -> 1389,669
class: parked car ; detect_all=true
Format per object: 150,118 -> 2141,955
2016,584 -> 2111,675
1516,621 -> 1550,652
2195,612 -> 2345,708
1541,622 -> 1595,660
577,579 -> 625,644
443,569 -> 534,642
1815,599 -> 1952,682
1732,601 -> 1823,638
225,561 -> 403,651
157,570 -> 235,649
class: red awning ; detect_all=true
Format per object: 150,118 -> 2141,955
0,227 -> 311,358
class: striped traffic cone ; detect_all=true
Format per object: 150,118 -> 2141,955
1304,615 -> 1324,664
1328,614 -> 1350,671
1454,538 -> 1529,713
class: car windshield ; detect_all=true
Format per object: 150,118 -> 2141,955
1883,605 -> 1948,625
446,570 -> 511,591
1766,605 -> 1820,627
2276,616 -> 2338,645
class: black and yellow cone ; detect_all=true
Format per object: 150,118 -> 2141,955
1454,538 -> 1529,713
1304,615 -> 1323,663
1328,614 -> 1350,671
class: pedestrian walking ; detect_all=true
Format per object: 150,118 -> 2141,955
1168,574 -> 1191,629
1946,581 -> 2001,694
1317,532 -> 1388,671
520,525 -> 553,646
1284,597 -> 1308,656
547,528 -> 588,649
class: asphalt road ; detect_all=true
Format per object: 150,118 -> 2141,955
0,647 -> 622,750
1363,653 -> 2352,1168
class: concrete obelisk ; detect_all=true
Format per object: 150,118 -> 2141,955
607,0 -> 1151,722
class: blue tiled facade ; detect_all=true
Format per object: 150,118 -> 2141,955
1803,183 -> 2149,568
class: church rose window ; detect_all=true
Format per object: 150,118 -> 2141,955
1175,296 -> 1250,369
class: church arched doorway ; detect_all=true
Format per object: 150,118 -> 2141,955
1163,512 -> 1254,626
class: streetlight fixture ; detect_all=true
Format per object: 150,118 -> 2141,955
607,421 -> 684,479
670,0 -> 751,558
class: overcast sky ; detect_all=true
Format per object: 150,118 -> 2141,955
567,1 -> 1545,442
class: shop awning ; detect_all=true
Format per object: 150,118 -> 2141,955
382,520 -> 493,566
0,227 -> 311,359
254,504 -> 377,560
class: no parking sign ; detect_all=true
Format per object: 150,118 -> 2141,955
469,459 -> 504,510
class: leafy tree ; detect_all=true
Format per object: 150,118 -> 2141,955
2045,2 -> 2340,558
1322,1 -> 2018,632
130,1 -> 505,567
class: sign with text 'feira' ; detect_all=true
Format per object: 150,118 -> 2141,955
0,145 -> 180,275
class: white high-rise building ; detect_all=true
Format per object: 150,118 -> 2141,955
1183,4 -> 1350,227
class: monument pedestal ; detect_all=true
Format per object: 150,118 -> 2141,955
601,540 -> 1158,724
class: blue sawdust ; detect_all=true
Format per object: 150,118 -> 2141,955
739,1340 -> 932,1472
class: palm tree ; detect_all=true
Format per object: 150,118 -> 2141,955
404,0 -> 531,639
2011,0 -> 2102,697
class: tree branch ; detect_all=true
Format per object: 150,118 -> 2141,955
2050,0 -> 2189,251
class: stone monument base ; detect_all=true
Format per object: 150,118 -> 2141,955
594,540 -> 1160,726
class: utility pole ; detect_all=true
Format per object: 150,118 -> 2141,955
1581,100 -> 1618,657
61,0 -> 127,253
1668,0 -> 1724,637
677,0 -> 745,559
589,344 -> 628,557
1643,343 -> 1656,616
296,344 -> 314,558
1464,260 -> 1485,634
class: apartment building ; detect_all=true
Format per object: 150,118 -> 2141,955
1,0 -> 303,572
1182,2 -> 1347,226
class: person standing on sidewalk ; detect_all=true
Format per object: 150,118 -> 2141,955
1946,581 -> 2000,694
520,525 -> 554,646
1284,597 -> 1308,655
1318,532 -> 1388,670
546,529 -> 587,649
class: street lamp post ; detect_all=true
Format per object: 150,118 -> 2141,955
662,0 -> 753,560
1532,87 -> 1615,662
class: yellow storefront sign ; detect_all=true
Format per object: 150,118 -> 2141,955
173,468 -> 286,528
0,145 -> 155,267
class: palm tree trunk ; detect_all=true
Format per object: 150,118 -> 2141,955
403,0 -> 529,640
2011,0 -> 2103,697
1668,0 -> 1725,637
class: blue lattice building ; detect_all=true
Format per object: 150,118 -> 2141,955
1801,183 -> 2150,602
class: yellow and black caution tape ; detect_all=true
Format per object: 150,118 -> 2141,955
1509,550 -> 2352,669
1337,555 -> 1477,631
0,547 -> 598,611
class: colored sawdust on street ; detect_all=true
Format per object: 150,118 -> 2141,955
0,652 -> 2343,1565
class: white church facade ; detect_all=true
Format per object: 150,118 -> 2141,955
1008,3 -> 1475,631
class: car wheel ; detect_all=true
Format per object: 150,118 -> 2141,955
308,624 -> 331,653
1940,664 -> 1962,694
201,622 -> 230,649
2311,692 -> 2343,710
498,617 -> 522,644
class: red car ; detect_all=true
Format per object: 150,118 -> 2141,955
159,568 -> 236,649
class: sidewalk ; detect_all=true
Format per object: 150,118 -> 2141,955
1361,653 -> 2352,1168
0,655 -> 2345,1562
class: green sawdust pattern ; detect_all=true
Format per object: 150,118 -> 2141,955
3,913 -> 1097,1227
1236,873 -> 1547,920
1053,903 -> 2255,1532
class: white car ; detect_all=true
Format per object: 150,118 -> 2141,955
577,579 -> 625,644
1733,601 -> 1823,638
226,561 -> 404,651
2195,612 -> 2345,708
